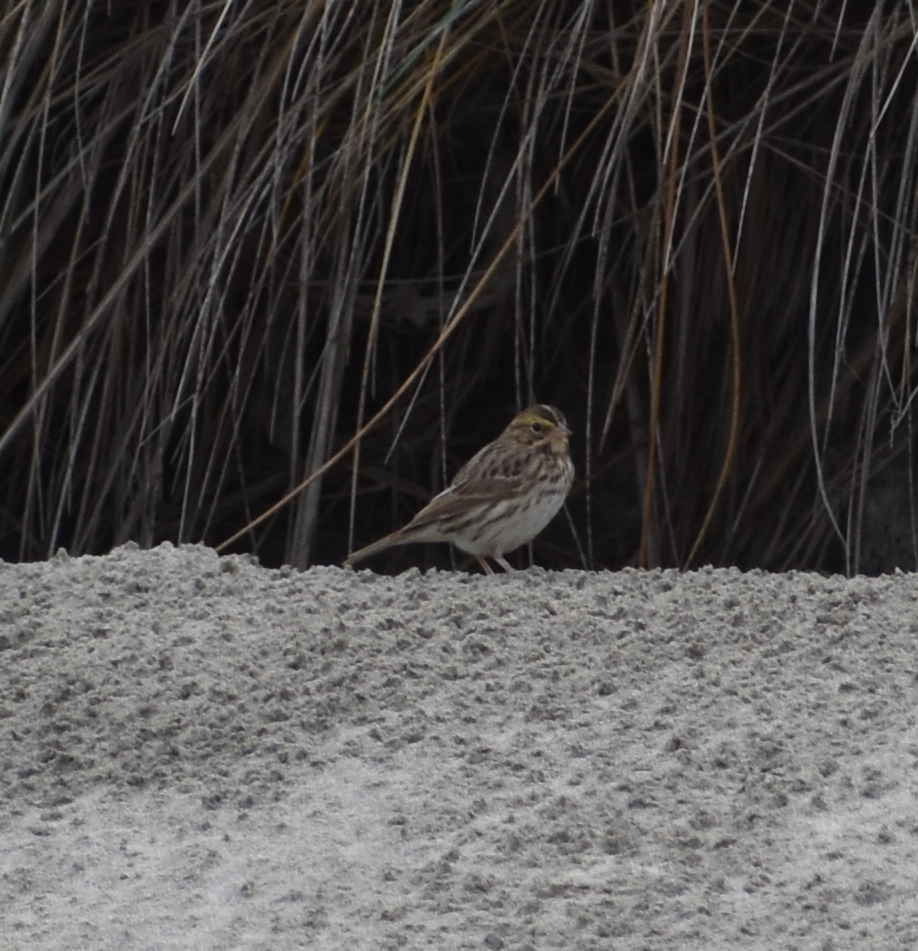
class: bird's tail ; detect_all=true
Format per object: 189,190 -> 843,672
343,532 -> 403,567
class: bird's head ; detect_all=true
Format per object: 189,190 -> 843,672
506,404 -> 571,450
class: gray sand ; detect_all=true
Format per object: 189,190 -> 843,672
2,543 -> 918,949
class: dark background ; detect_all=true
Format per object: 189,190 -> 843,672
2,1 -> 916,574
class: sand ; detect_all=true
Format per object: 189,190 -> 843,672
1,542 -> 917,950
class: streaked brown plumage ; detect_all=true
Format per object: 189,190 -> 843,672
344,404 -> 574,573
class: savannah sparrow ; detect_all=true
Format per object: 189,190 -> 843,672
344,404 -> 574,573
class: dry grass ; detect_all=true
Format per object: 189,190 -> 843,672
2,1 -> 917,573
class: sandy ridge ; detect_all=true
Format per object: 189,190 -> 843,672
1,544 -> 917,949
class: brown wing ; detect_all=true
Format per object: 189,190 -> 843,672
396,440 -> 528,536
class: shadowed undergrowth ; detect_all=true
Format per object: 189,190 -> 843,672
2,0 -> 917,574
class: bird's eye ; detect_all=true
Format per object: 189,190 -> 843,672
531,421 -> 544,434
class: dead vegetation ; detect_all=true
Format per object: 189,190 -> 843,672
2,1 -> 917,573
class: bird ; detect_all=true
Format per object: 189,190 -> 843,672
344,404 -> 574,573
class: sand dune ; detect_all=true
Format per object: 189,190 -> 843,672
2,544 -> 917,949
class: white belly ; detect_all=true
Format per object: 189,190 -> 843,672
452,488 -> 568,558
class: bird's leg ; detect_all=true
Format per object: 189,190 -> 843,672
493,555 -> 514,573
476,556 -> 494,575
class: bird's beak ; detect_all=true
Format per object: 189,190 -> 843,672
551,423 -> 571,445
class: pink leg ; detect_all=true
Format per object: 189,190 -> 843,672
476,556 -> 494,575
